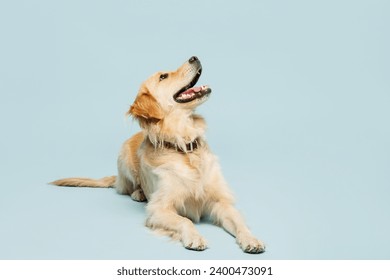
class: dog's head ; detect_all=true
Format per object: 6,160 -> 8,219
129,56 -> 211,125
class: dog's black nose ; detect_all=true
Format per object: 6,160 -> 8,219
189,56 -> 199,63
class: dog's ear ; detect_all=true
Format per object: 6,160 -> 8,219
128,88 -> 163,123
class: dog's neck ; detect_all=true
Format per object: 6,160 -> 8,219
145,110 -> 206,152
153,138 -> 200,153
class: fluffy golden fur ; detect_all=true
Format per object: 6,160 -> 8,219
51,56 -> 265,253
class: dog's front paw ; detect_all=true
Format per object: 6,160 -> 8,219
183,234 -> 208,251
237,234 -> 265,254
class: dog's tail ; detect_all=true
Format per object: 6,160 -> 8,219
50,176 -> 116,188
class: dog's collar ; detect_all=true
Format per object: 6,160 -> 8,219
160,139 -> 200,153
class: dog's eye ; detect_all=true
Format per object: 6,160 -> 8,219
159,73 -> 168,81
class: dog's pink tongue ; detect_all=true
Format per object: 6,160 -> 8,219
192,86 -> 202,93
182,86 -> 201,95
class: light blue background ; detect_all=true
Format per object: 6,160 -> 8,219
0,0 -> 389,259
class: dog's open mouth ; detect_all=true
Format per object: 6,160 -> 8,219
173,68 -> 212,103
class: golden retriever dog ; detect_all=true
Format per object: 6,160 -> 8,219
51,56 -> 265,253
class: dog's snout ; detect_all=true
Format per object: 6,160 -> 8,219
189,56 -> 199,63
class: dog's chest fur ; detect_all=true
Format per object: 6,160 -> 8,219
140,143 -> 217,222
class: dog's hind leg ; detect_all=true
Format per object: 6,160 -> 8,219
130,187 -> 146,202
114,172 -> 134,195
115,161 -> 146,202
